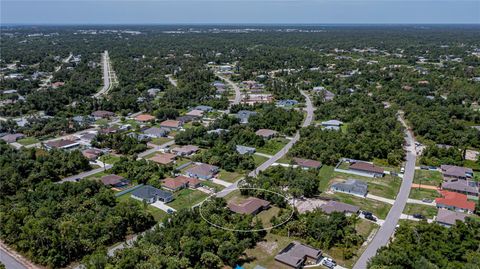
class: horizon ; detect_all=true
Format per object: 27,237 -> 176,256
2,0 -> 479,25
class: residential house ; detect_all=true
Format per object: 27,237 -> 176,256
171,145 -> 199,156
131,185 -> 173,203
143,127 -> 169,138
45,139 -> 80,150
177,115 -> 197,123
147,88 -> 162,96
435,209 -> 468,228
194,105 -> 213,112
160,120 -> 182,130
440,165 -> 473,180
162,177 -> 188,192
274,242 -> 322,269
243,94 -> 273,105
79,132 -> 97,144
348,161 -> 385,178
236,145 -> 256,155
135,114 -> 156,123
98,127 -> 118,135
228,197 -> 271,215
331,179 -> 368,197
276,99 -> 299,107
319,201 -> 360,216
175,175 -> 202,189
293,157 -> 322,170
207,128 -> 229,135
91,110 -> 115,120
255,129 -> 278,139
312,87 -> 335,101
442,180 -> 479,197
72,115 -> 94,125
185,163 -> 219,180
1,133 -> 25,143
82,148 -> 103,160
186,109 -> 204,118
149,153 -> 177,165
101,174 -> 129,188
321,120 -> 344,131
435,190 -> 475,213
235,110 -> 257,124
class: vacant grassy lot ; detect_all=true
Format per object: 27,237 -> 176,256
253,154 -> 269,166
85,170 -> 110,180
409,188 -> 440,200
200,180 -> 225,192
150,137 -> 173,145
169,189 -> 209,210
116,193 -> 167,222
413,169 -> 443,186
217,170 -> 244,183
100,154 -> 122,164
255,206 -> 281,227
403,203 -> 438,219
242,233 -> 294,269
256,138 -> 289,155
17,137 -> 39,146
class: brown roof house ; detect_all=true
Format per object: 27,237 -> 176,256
255,129 -> 278,139
171,145 -> 199,156
45,139 -> 79,150
185,163 -> 219,180
91,110 -> 115,119
175,175 -> 202,189
101,174 -> 129,188
134,114 -> 156,123
162,177 -> 188,192
275,242 -> 322,268
228,197 -> 270,215
293,157 -> 322,170
82,148 -> 103,160
435,208 -> 469,228
348,161 -> 384,178
149,153 -> 177,165
160,120 -> 182,130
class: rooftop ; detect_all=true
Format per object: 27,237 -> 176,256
436,208 -> 468,226
101,174 -> 125,186
293,157 -> 322,168
135,114 -> 156,122
149,153 -> 176,165
255,128 -> 278,137
275,242 -> 322,268
228,197 -> 270,215
435,190 -> 475,211
160,120 -> 181,128
349,161 -> 384,174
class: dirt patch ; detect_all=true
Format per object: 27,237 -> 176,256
466,149 -> 479,161
295,198 -> 328,213
257,240 -> 278,255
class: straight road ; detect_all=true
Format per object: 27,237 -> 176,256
353,112 -> 417,269
0,249 -> 28,269
93,51 -> 113,98
217,74 -> 242,106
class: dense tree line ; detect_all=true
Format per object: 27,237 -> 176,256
110,157 -> 170,186
193,143 -> 255,171
368,220 -> 480,269
92,133 -> 147,155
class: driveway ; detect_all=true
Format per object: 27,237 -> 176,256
212,178 -> 233,187
151,201 -> 176,213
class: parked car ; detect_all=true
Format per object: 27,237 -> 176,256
420,165 -> 429,170
413,214 -> 425,219
400,167 -> 405,173
167,209 -> 174,214
422,198 -> 433,203
362,211 -> 373,217
322,258 -> 336,269
365,214 -> 377,222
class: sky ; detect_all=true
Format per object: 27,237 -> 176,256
1,0 -> 479,25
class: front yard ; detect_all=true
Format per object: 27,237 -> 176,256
403,203 -> 438,219
168,188 -> 209,210
256,138 -> 290,155
217,170 -> 244,183
413,169 -> 443,186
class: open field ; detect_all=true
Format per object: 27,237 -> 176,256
99,154 -> 121,164
116,193 -> 167,221
256,138 -> 290,155
253,154 -> 269,166
413,169 -> 443,186
17,137 -> 39,146
168,189 -> 209,210
150,137 -> 173,145
403,203 -> 438,219
409,187 -> 440,200
217,170 -> 244,183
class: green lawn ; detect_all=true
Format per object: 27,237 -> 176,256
99,154 -> 122,164
201,180 -> 225,192
254,206 -> 280,227
95,118 -> 109,126
253,154 -> 269,166
322,192 -> 392,219
17,137 -> 39,146
168,189 -> 209,210
116,193 -> 167,222
276,156 -> 292,164
85,170 -> 110,180
413,169 -> 443,186
150,137 -> 173,145
242,233 -> 294,269
409,188 -> 441,200
318,165 -> 335,192
217,170 -> 244,183
256,138 -> 289,155
403,203 -> 438,219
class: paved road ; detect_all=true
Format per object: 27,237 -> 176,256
217,74 -> 242,105
93,50 -> 112,98
0,248 -> 28,269
353,112 -> 417,269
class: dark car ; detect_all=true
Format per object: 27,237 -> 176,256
365,214 -> 377,222
167,209 -> 174,214
362,211 -> 373,217
413,214 -> 425,219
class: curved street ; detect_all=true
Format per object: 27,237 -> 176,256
216,74 -> 242,106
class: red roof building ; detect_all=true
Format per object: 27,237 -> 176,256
135,114 -> 156,122
162,177 -> 187,191
435,190 -> 475,213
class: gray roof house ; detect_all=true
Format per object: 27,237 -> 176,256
143,127 -> 169,138
321,120 -> 344,131
275,242 -> 322,269
235,110 -> 257,124
319,201 -> 360,215
185,163 -> 219,180
276,99 -> 299,107
236,145 -> 256,155
1,133 -> 25,143
331,179 -> 368,197
441,165 -> 473,180
194,105 -> 213,112
436,208 -> 468,227
442,180 -> 479,197
312,87 -> 335,101
131,185 -> 173,203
